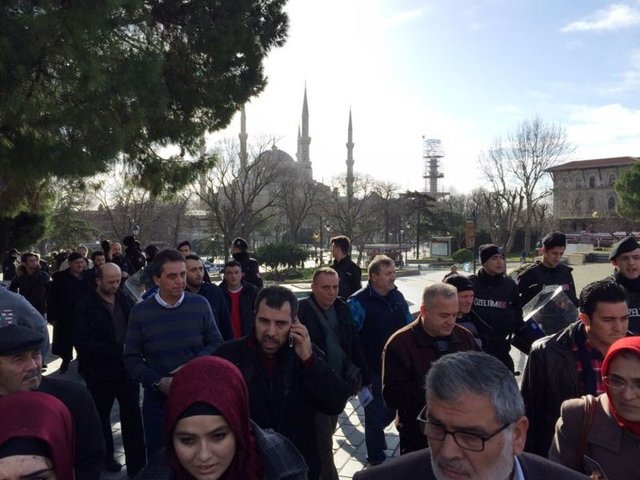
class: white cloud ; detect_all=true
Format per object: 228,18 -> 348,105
494,104 -> 523,114
380,8 -> 425,31
561,4 -> 640,33
597,48 -> 640,94
566,103 -> 640,158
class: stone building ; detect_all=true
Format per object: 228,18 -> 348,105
546,156 -> 639,232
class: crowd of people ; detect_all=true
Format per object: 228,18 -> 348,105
1,231 -> 639,479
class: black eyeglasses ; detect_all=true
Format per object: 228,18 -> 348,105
416,404 -> 512,452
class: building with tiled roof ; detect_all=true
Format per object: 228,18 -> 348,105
546,156 -> 639,232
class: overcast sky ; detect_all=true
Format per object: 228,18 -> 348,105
209,0 -> 640,194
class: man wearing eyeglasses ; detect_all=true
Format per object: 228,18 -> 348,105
521,280 -> 629,458
354,351 -> 588,479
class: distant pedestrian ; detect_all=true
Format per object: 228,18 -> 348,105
231,237 -> 263,289
9,251 -> 50,315
330,235 -> 362,300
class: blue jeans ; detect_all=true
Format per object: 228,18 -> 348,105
142,389 -> 166,459
364,372 -> 395,463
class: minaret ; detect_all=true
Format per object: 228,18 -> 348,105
346,109 -> 355,202
296,86 -> 312,181
239,105 -> 248,169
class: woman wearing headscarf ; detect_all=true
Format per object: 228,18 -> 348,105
549,336 -> 640,479
0,391 -> 75,479
135,355 -> 308,480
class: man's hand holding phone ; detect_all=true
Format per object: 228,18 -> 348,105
289,317 -> 312,361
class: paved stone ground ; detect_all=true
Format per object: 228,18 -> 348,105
44,261 -> 613,479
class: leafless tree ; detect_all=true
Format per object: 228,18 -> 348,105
277,172 -> 325,243
196,138 -> 285,254
481,116 -> 573,252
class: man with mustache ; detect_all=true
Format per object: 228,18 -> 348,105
354,352 -> 587,479
0,320 -> 105,479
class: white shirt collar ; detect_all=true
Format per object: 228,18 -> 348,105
155,291 -> 185,308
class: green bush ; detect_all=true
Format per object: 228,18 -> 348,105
255,242 -> 308,273
451,248 -> 473,264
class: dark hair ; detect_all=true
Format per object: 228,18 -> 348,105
185,254 -> 201,262
91,250 -> 105,261
579,280 -> 628,317
100,240 -> 110,256
177,240 -> 191,250
330,235 -> 351,255
150,249 -> 185,278
224,260 -> 242,271
144,244 -> 159,261
254,285 -> 298,318
122,235 -> 136,248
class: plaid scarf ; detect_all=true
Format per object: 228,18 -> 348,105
573,326 -> 604,395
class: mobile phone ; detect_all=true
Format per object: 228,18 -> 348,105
289,317 -> 298,347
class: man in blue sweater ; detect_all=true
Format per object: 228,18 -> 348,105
123,249 -> 223,458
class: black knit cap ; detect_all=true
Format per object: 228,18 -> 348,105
444,274 -> 474,292
609,235 -> 640,261
542,232 -> 566,249
479,244 -> 502,264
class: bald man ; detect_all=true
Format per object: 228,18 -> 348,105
73,263 -> 146,476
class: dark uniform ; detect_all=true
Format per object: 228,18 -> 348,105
469,269 -> 522,371
517,262 -> 578,307
610,271 -> 640,333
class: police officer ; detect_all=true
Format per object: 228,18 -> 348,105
231,237 -> 263,289
517,232 -> 578,308
469,244 -> 522,371
608,235 -> 640,333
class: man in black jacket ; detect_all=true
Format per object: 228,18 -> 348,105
517,231 -> 578,308
9,251 -> 50,315
469,244 -> 522,371
231,237 -> 263,289
521,280 -> 629,457
215,285 -> 349,480
330,235 -> 362,300
299,267 -> 371,480
47,251 -> 88,373
608,235 -> 640,333
73,263 -> 146,476
0,322 -> 105,480
219,260 -> 258,339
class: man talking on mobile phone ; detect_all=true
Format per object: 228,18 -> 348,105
215,285 -> 350,480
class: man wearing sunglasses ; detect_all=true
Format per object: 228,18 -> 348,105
354,352 -> 587,479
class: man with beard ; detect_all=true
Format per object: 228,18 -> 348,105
184,254 -> 233,340
73,263 -> 146,476
0,321 -> 105,479
354,352 -> 587,480
47,252 -> 88,374
215,285 -> 349,480
608,235 -> 640,333
231,237 -> 263,289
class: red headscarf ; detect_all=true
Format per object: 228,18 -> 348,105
166,356 -> 263,480
0,391 -> 75,479
601,336 -> 640,436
